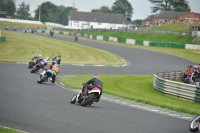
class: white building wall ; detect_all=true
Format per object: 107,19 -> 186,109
69,20 -> 128,29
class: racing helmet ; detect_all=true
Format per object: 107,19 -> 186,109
93,74 -> 100,79
38,55 -> 42,58
46,57 -> 49,61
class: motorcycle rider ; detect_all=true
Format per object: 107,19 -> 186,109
40,57 -> 49,69
30,55 -> 42,64
52,55 -> 61,65
74,33 -> 78,41
44,61 -> 60,83
82,74 -> 103,102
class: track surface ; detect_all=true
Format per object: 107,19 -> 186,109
0,30 -> 195,133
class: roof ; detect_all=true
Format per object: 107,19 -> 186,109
69,10 -> 131,25
155,11 -> 189,19
143,15 -> 156,21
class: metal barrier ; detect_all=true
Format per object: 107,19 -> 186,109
154,71 -> 200,102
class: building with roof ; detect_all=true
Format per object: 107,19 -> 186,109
142,15 -> 156,26
142,11 -> 200,26
68,10 -> 131,29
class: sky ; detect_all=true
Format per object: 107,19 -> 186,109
15,0 -> 200,20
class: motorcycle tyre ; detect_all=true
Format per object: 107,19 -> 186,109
70,95 -> 77,104
81,93 -> 95,107
31,67 -> 38,73
189,115 -> 200,132
37,75 -> 48,84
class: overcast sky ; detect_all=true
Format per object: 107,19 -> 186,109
15,0 -> 200,20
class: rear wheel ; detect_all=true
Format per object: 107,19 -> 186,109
189,115 -> 200,132
81,93 -> 95,107
70,95 -> 77,104
31,67 -> 38,73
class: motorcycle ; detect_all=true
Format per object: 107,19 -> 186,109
189,115 -> 200,132
31,62 -> 43,73
75,36 -> 78,41
37,69 -> 53,84
28,58 -> 37,69
50,30 -> 54,37
70,83 -> 102,106
31,29 -> 34,34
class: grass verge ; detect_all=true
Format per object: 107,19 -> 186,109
59,75 -> 200,115
0,31 -> 123,65
139,23 -> 190,32
79,31 -> 197,44
0,21 -> 45,29
0,126 -> 24,133
52,33 -> 200,63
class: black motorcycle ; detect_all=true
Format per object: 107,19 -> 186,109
31,63 -> 42,73
50,30 -> 54,37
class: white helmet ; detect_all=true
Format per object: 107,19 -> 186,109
46,57 -> 49,61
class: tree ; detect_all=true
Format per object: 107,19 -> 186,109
16,2 -> 31,19
172,0 -> 191,12
91,6 -> 112,13
132,19 -> 142,26
58,6 -> 77,25
34,2 -> 57,22
149,0 -> 191,13
0,0 -> 16,18
111,0 -> 133,22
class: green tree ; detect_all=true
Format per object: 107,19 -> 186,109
16,2 -> 31,19
34,2 -> 57,22
0,0 -> 16,18
132,19 -> 142,26
58,6 -> 77,25
91,6 -> 112,13
149,0 -> 191,13
111,0 -> 133,22
172,0 -> 191,12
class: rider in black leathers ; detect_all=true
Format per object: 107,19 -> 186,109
82,74 -> 103,102
52,55 -> 61,65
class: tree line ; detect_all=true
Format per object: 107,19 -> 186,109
0,0 -> 191,26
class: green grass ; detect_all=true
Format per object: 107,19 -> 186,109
79,31 -> 198,44
0,21 -> 45,29
0,126 -> 23,133
55,33 -> 200,63
59,75 -> 200,115
0,31 -> 123,65
139,23 -> 190,32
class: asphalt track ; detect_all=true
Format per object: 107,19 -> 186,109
0,30 -> 195,133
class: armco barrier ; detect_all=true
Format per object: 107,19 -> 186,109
0,36 -> 6,42
154,71 -> 200,102
149,42 -> 185,49
118,37 -> 126,43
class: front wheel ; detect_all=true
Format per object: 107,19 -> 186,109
81,93 -> 95,107
70,95 -> 77,104
37,75 -> 48,84
189,115 -> 200,132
